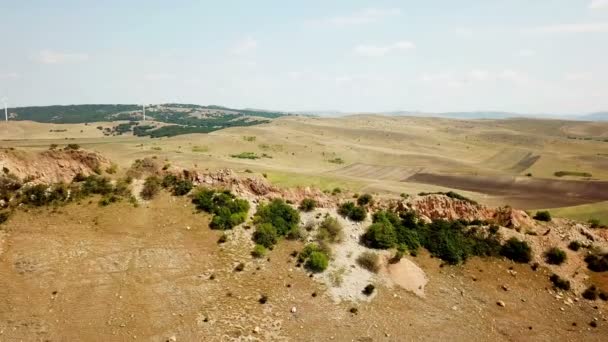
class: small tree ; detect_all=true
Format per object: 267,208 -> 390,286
140,176 -> 161,200
361,220 -> 397,249
533,211 -> 552,222
544,247 -> 567,265
500,237 -> 532,263
253,223 -> 278,248
357,193 -> 373,206
298,198 -> 317,212
305,251 -> 328,272
251,244 -> 267,258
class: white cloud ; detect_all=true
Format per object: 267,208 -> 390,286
354,41 -> 415,57
565,72 -> 593,81
525,22 -> 608,33
231,38 -> 258,55
308,8 -> 400,27
590,0 -> 608,9
35,50 -> 89,64
144,73 -> 175,81
0,72 -> 19,80
516,49 -> 536,57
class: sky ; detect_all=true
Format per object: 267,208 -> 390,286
1,0 -> 608,114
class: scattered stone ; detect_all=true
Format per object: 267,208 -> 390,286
167,336 -> 177,342
253,326 -> 260,334
362,284 -> 375,296
501,285 -> 508,291
349,307 -> 358,314
497,300 -> 506,307
259,295 -> 268,304
291,306 -> 297,314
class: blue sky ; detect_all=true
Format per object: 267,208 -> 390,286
1,0 -> 607,114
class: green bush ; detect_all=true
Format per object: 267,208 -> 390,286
584,253 -> 608,272
253,223 -> 278,248
64,143 -> 80,150
568,241 -> 582,251
192,188 -> 250,230
253,199 -> 300,237
161,174 -> 179,188
582,285 -> 598,300
544,247 -> 567,265
317,216 -> 343,243
533,211 -> 552,222
80,175 -> 114,195
588,218 -> 602,228
361,220 -> 397,249
357,251 -> 380,273
298,198 -> 317,212
549,274 -> 571,291
305,251 -> 329,272
500,238 -> 532,263
357,193 -> 373,206
141,176 -> 161,200
251,244 -> 267,258
171,179 -> 193,196
338,202 -> 366,222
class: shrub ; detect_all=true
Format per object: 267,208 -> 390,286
362,284 -> 375,296
80,175 -> 114,195
253,223 -> 278,248
545,247 -> 567,265
217,234 -> 228,244
533,211 -> 552,222
568,241 -> 582,251
0,211 -> 9,224
252,244 -> 267,258
298,198 -> 317,212
500,238 -> 532,263
338,202 -> 366,221
582,285 -> 598,300
192,188 -> 250,230
588,219 -> 602,228
161,174 -> 179,188
357,193 -> 373,206
584,253 -> 608,272
171,179 -> 193,196
99,194 -> 120,206
331,187 -> 341,195
317,216 -> 343,243
357,252 -> 380,273
105,164 -> 118,174
253,199 -> 300,237
140,176 -> 161,200
361,220 -> 397,249
549,274 -> 571,291
306,251 -> 329,272
64,143 -> 80,150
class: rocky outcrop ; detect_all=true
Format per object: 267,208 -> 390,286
0,148 -> 111,184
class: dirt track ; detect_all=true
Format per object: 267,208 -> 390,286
407,173 -> 608,209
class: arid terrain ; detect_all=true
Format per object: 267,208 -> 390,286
1,115 -> 608,341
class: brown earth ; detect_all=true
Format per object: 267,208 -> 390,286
407,173 -> 608,209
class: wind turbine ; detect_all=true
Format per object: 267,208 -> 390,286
142,103 -> 146,121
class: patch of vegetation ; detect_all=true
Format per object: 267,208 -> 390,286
191,145 -> 209,153
356,251 -> 380,273
64,143 -> 80,150
252,199 -> 300,248
105,163 -> 118,174
242,136 -> 256,142
362,284 -> 375,296
331,187 -> 342,195
544,247 -> 567,265
161,175 -> 193,196
317,216 -> 343,243
231,152 -> 260,159
327,157 -> 345,164
356,193 -> 373,206
298,198 -> 317,212
338,202 -> 367,222
140,176 -> 161,200
500,238 -> 532,263
584,253 -> 608,272
533,211 -> 552,222
0,211 -> 10,225
583,285 -> 598,300
418,191 -> 477,205
192,188 -> 250,230
568,241 -> 582,251
588,218 -> 604,228
554,171 -> 592,178
549,274 -> 571,291
298,244 -> 329,273
251,244 -> 267,258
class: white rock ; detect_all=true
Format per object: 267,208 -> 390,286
290,306 -> 297,313
253,327 -> 260,334
497,300 -> 506,307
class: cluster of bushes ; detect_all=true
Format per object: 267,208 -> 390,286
297,243 -> 329,272
161,174 -> 193,196
533,211 -> 552,222
356,193 -> 373,206
418,191 -> 477,205
252,199 -> 300,248
582,285 -> 608,301
192,188 -> 250,230
338,202 -> 367,222
360,210 -> 532,265
549,274 -> 571,291
585,253 -> 608,272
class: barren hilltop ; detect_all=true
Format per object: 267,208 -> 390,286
1,113 -> 608,341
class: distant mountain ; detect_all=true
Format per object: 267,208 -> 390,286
577,112 -> 608,121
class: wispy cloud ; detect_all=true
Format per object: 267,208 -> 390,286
525,22 -> 608,33
308,8 -> 400,27
354,41 -> 415,57
590,0 -> 608,9
34,50 -> 89,64
231,37 -> 258,55
0,72 -> 19,80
